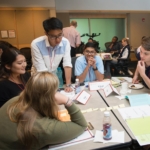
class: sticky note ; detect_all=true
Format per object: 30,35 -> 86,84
113,106 -> 119,110
119,104 -> 125,108
106,107 -> 112,111
93,108 -> 99,111
100,108 -> 105,111
86,108 -> 93,112
81,110 -> 87,113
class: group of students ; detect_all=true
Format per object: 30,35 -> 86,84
0,17 -> 150,149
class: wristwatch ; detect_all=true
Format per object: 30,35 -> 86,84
93,66 -> 98,71
66,84 -> 71,87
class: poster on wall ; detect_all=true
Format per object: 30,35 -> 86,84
0,30 -> 8,38
8,30 -> 16,38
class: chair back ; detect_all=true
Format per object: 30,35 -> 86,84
20,47 -> 32,70
71,57 -> 78,83
105,42 -> 111,49
134,48 -> 140,60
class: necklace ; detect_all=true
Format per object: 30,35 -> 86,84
9,76 -> 25,91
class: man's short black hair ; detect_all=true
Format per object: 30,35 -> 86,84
43,17 -> 63,33
84,42 -> 99,53
113,36 -> 118,41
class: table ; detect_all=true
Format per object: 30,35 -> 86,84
55,90 -> 132,150
98,80 -> 150,142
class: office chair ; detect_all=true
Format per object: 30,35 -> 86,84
105,42 -> 111,51
111,50 -> 132,76
20,47 -> 32,71
71,57 -> 78,83
134,48 -> 140,60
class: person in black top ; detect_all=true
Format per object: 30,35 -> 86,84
105,37 -> 130,75
106,36 -> 121,57
0,47 -> 30,107
132,36 -> 150,89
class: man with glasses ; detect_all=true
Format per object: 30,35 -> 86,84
31,17 -> 72,92
75,42 -> 104,83
63,20 -> 81,57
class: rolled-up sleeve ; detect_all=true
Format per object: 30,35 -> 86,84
63,40 -> 72,68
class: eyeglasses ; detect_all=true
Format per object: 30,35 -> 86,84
47,33 -> 63,40
85,50 -> 95,55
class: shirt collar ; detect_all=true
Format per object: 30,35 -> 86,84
45,36 -> 63,49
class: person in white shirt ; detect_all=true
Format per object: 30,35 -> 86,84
31,17 -> 72,92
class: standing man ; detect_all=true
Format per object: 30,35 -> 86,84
31,17 -> 72,92
63,20 -> 81,57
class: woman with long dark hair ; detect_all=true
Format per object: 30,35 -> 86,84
0,47 -> 30,107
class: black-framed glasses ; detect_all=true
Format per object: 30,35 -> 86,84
85,50 -> 95,55
47,33 -> 63,40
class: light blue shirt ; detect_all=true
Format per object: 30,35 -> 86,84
75,55 -> 104,82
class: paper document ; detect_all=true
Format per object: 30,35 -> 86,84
126,94 -> 150,106
126,116 -> 150,146
89,81 -> 110,91
118,105 -> 150,120
94,130 -> 124,143
49,129 -> 94,150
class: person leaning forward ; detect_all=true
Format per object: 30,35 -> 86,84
31,17 -> 72,92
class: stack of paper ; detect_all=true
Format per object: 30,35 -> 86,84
94,130 -> 124,143
49,129 -> 94,150
118,105 -> 150,146
126,94 -> 150,106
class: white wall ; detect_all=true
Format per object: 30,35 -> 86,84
0,0 -> 55,7
56,0 -> 150,11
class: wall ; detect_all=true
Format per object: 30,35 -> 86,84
56,0 -> 150,11
56,13 -> 70,27
127,13 -> 150,49
0,9 -> 55,49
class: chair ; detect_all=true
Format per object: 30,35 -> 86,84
111,50 -> 132,76
134,47 -> 140,60
71,57 -> 78,83
105,42 -> 111,51
20,47 -> 32,71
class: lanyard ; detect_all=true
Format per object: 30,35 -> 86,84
48,47 -> 56,69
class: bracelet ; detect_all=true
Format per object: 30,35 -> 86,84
66,84 -> 71,87
65,98 -> 73,107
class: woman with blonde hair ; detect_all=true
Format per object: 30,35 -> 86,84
0,72 -> 87,149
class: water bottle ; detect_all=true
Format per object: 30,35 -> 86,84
103,111 -> 112,140
56,67 -> 63,88
75,78 -> 81,94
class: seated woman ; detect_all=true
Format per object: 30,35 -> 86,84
75,42 -> 104,83
105,37 -> 130,75
0,72 -> 87,149
0,47 -> 30,107
132,36 -> 150,89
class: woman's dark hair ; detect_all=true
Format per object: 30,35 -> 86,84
84,42 -> 99,53
0,40 -> 15,48
0,47 -> 24,80
43,17 -> 63,33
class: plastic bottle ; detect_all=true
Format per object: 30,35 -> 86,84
103,111 -> 112,140
75,78 -> 81,94
56,67 -> 63,88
